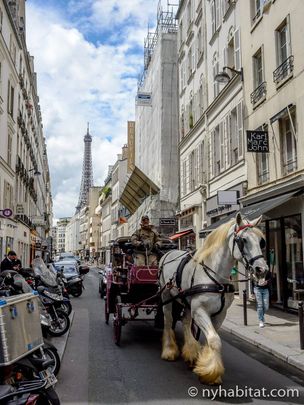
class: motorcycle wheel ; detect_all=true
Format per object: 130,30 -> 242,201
70,287 -> 82,297
48,310 -> 70,337
43,346 -> 61,376
59,301 -> 72,316
36,387 -> 60,405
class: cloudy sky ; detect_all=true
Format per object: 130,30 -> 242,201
26,0 -> 163,221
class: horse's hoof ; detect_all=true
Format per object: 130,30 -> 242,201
198,376 -> 222,386
161,350 -> 179,361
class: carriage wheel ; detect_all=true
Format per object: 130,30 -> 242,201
191,320 -> 201,341
113,303 -> 122,346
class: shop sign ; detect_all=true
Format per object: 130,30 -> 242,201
136,92 -> 152,106
247,130 -> 269,153
16,204 -> 25,214
159,218 -> 176,226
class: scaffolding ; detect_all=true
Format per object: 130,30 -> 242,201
138,0 -> 178,89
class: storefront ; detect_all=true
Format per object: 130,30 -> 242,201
200,187 -> 304,311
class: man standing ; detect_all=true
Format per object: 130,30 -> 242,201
0,251 -> 21,272
131,215 -> 161,266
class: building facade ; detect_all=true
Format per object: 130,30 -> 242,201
240,0 -> 304,309
56,217 -> 70,254
0,0 -> 52,266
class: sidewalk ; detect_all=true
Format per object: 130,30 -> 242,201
222,297 -> 304,372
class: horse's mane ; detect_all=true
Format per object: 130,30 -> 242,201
193,219 -> 265,264
194,220 -> 234,264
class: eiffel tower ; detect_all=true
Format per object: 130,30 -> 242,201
76,124 -> 94,213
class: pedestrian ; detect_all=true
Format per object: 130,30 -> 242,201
0,251 -> 22,272
253,270 -> 272,328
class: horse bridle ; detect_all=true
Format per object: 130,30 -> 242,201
232,224 -> 265,273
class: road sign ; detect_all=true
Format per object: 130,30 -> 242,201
0,208 -> 13,218
159,218 -> 176,226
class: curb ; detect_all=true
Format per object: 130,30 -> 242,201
221,321 -> 304,373
48,310 -> 75,361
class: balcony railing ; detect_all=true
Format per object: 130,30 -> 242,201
273,55 -> 294,84
250,81 -> 267,105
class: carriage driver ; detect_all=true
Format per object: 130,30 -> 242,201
131,215 -> 161,266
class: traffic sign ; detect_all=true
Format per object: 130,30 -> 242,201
0,208 -> 13,218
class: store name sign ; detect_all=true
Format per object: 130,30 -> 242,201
159,218 -> 176,226
247,130 -> 269,153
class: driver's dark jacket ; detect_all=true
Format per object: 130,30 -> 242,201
131,226 -> 160,250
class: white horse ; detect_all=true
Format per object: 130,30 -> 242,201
159,213 -> 268,385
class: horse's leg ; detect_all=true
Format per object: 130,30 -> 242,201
181,308 -> 201,366
161,299 -> 179,361
192,306 -> 224,385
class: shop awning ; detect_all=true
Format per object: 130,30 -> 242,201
119,166 -> 160,214
170,229 -> 194,240
199,192 -> 297,238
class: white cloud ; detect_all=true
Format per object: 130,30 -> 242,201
26,0 -> 162,219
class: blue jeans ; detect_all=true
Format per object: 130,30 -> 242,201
254,287 -> 269,322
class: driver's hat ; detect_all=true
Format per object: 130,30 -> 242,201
141,215 -> 149,222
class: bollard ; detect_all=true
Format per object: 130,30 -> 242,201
298,301 -> 304,350
243,289 -> 247,326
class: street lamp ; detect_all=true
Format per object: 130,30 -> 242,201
28,168 -> 41,176
215,66 -> 244,84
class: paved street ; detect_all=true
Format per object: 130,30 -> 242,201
56,268 -> 304,405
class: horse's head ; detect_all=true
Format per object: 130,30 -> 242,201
228,213 -> 268,280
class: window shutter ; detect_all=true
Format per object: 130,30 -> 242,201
234,28 -> 241,71
237,101 -> 244,159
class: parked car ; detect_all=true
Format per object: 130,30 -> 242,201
52,260 -> 79,279
54,252 -> 80,265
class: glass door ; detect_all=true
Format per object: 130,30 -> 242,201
268,219 -> 283,304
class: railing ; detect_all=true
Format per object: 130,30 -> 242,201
250,81 -> 267,105
273,55 -> 294,84
257,170 -> 269,185
282,158 -> 297,176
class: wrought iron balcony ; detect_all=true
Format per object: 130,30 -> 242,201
273,55 -> 294,84
250,81 -> 267,105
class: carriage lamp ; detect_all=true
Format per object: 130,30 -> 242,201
215,66 -> 244,83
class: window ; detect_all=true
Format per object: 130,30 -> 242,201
274,17 -> 293,83
0,8 -> 3,32
189,150 -> 196,191
276,17 -> 291,66
229,101 -> 243,165
213,126 -> 221,177
199,75 -> 204,116
182,160 -> 187,196
196,28 -> 203,63
7,132 -> 12,167
213,53 -> 219,98
180,108 -> 185,139
256,125 -> 269,184
7,80 -> 15,118
3,181 -> 13,209
253,47 -> 264,88
257,153 -> 269,184
179,20 -> 183,47
211,0 -> 221,35
252,0 -> 263,23
280,110 -> 297,176
180,59 -> 186,91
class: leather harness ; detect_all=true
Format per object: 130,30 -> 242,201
161,251 -> 235,317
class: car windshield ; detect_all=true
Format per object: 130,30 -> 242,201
54,263 -> 77,274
